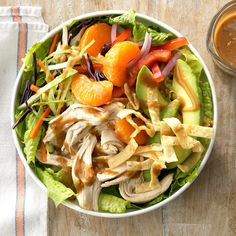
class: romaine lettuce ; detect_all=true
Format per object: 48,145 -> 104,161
180,48 -> 203,79
36,167 -> 75,207
98,193 -> 130,213
109,9 -> 173,44
23,112 -> 44,164
145,161 -> 201,207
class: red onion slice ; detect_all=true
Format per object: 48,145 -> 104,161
140,32 -> 152,57
162,51 -> 182,77
111,24 -> 118,43
127,32 -> 152,68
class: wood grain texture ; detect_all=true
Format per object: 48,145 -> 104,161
3,0 -> 236,235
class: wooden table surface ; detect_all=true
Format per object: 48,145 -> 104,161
3,0 -> 236,235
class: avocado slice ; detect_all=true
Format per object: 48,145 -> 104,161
136,66 -> 168,115
172,59 -> 201,125
137,63 -> 201,170
147,133 -> 191,169
167,59 -> 202,168
148,99 -> 191,170
160,98 -> 180,120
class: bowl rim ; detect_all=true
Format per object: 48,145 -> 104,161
11,10 -> 218,218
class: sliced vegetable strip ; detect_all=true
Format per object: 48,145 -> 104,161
49,32 -> 60,54
38,60 -> 54,81
112,86 -> 124,98
151,63 -> 164,83
161,37 -> 188,51
30,84 -> 40,93
30,107 -> 51,139
137,49 -> 171,69
41,141 -> 47,162
112,28 -> 132,45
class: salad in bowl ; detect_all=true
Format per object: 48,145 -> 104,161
11,10 -> 216,216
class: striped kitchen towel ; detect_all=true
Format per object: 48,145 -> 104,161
0,6 -> 49,236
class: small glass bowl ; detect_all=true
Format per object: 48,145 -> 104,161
207,1 -> 236,76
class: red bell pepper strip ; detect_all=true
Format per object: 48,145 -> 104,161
127,75 -> 136,87
112,28 -> 132,46
112,86 -> 124,98
160,37 -> 188,51
151,63 -> 164,83
136,49 -> 171,69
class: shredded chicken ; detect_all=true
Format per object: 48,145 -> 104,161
72,133 -> 102,210
119,173 -> 173,204
44,104 -> 108,148
36,151 -> 73,167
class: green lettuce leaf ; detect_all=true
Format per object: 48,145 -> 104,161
145,162 -> 201,207
14,110 -> 26,141
98,193 -> 131,213
134,23 -> 173,44
45,167 -> 74,189
109,9 -> 135,26
24,37 -> 53,72
36,167 -> 75,207
180,48 -> 203,79
199,72 -> 213,126
109,9 -> 173,44
23,112 -> 43,164
101,185 -> 121,198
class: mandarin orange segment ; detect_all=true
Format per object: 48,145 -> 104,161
71,74 -> 113,106
78,23 -> 112,56
103,41 -> 141,87
115,117 -> 148,145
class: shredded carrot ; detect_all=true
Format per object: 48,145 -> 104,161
30,84 -> 39,92
41,141 -> 47,162
93,63 -> 103,70
30,107 -> 51,139
112,28 -> 132,46
74,65 -> 87,74
49,32 -> 60,54
30,84 -> 49,95
37,60 -> 54,81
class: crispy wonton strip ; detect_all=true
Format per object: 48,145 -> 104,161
150,160 -> 166,187
182,124 -> 214,138
163,118 -> 203,151
160,121 -> 178,162
162,145 -> 178,163
178,152 -> 202,173
138,151 -> 163,161
125,115 -> 154,137
124,83 -> 139,110
147,88 -> 160,132
118,109 -> 155,137
161,135 -> 203,153
135,144 -> 162,155
107,138 -> 138,169
161,135 -> 179,146
135,160 -> 166,193
127,159 -> 154,171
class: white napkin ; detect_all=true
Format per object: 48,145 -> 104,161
0,6 -> 49,236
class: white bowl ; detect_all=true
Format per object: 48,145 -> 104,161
11,10 -> 218,218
